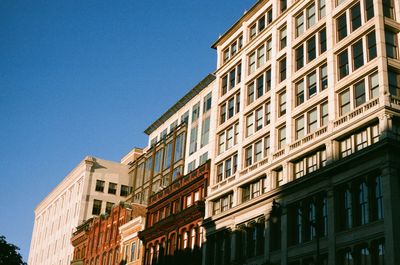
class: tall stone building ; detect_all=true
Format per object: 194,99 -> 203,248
203,0 -> 400,265
28,156 -> 133,265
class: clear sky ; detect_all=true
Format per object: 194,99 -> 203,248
0,0 -> 256,261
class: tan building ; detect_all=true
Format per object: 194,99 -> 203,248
28,156 -> 132,265
203,0 -> 400,265
119,215 -> 146,265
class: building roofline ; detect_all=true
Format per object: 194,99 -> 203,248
144,73 -> 216,135
211,0 -> 265,49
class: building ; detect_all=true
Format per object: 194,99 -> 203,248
127,74 -> 216,206
119,215 -> 146,265
84,203 -> 146,265
203,0 -> 400,265
71,219 -> 93,265
139,160 -> 210,265
28,156 -> 133,265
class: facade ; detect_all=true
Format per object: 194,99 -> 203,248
84,203 -> 146,265
204,0 -> 400,265
28,156 -> 132,265
127,74 -> 217,206
71,219 -> 93,265
119,215 -> 146,265
138,161 -> 210,265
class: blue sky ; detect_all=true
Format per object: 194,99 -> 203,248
0,0 -> 256,260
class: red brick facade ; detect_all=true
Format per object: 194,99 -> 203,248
139,161 -> 210,265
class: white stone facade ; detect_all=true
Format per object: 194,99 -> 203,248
28,156 -> 131,265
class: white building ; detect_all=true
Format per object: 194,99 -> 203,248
28,156 -> 133,265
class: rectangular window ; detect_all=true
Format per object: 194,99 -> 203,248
383,0 -> 395,19
265,102 -> 271,125
245,145 -> 253,167
266,38 -> 272,60
321,101 -> 329,126
278,126 -> 286,149
154,149 -> 163,175
255,141 -> 263,162
307,4 -> 316,28
350,3 -> 362,31
385,30 -> 398,59
92,199 -> 102,215
95,180 -> 105,192
356,129 -> 368,150
319,28 -> 327,53
203,92 -> 212,113
338,50 -> 349,79
189,126 -> 198,155
255,107 -> 263,131
354,81 -> 366,107
280,0 -> 287,13
320,64 -> 328,90
296,116 -> 305,139
308,72 -> 317,97
280,26 -> 287,50
279,57 -> 287,82
227,126 -> 234,149
218,133 -> 225,154
365,0 -> 374,20
201,117 -> 210,147
247,84 -> 255,105
370,72 -> 379,98
130,242 -> 136,262
295,45 -> 304,70
256,75 -> 264,98
163,142 -> 172,169
319,0 -> 326,18
230,68 -> 236,89
108,183 -> 117,194
228,98 -> 235,118
192,102 -> 200,122
249,52 -> 256,74
257,45 -> 265,68
296,80 -> 305,106
246,113 -> 254,137
307,36 -> 316,62
295,160 -> 304,178
120,185 -> 130,196
388,70 -> 400,96
265,69 -> 272,91
279,90 -> 286,117
295,14 -> 304,37
337,13 -> 347,41
340,89 -> 351,115
181,111 -> 189,125
106,202 -> 114,215
367,31 -> 377,60
221,75 -> 228,95
308,108 -> 318,133
352,39 -> 364,70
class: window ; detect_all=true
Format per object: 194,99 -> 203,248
181,111 -> 189,125
295,14 -> 304,37
294,102 -> 328,139
307,36 -> 316,62
388,70 -> 400,97
307,72 -> 317,97
187,160 -> 196,173
221,64 -> 242,96
120,185 -> 130,196
278,126 -> 286,149
339,123 -> 380,158
130,242 -> 136,262
143,157 -> 152,182
319,28 -> 327,53
279,57 -> 286,82
241,177 -> 267,202
385,29 -> 398,59
307,4 -> 316,28
189,126 -> 198,155
338,50 -> 349,79
108,183 -> 117,194
192,102 -> 200,122
247,69 -> 271,105
279,26 -> 287,50
249,53 -> 256,74
222,35 -> 243,64
95,180 -> 105,192
383,0 -> 395,19
219,92 -> 240,124
320,64 -> 328,90
105,202 -> 114,215
154,149 -> 163,175
365,0 -> 374,20
201,117 -> 210,147
199,152 -> 208,165
92,200 -> 102,215
280,0 -> 287,13
367,31 -> 377,60
337,13 -> 347,41
245,145 -> 253,167
216,154 -> 238,183
278,90 -> 286,117
296,80 -> 305,106
370,72 -> 379,98
354,81 -> 366,107
350,3 -> 361,31
339,89 -> 350,115
352,40 -> 364,70
170,120 -> 178,132
218,123 -> 239,154
244,136 -> 270,168
213,193 -> 233,214
295,45 -> 304,70
203,92 -> 212,113
319,0 -> 326,18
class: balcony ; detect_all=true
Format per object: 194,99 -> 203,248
290,126 -> 328,151
334,98 -> 379,127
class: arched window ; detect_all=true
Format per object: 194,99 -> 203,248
183,231 -> 189,249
